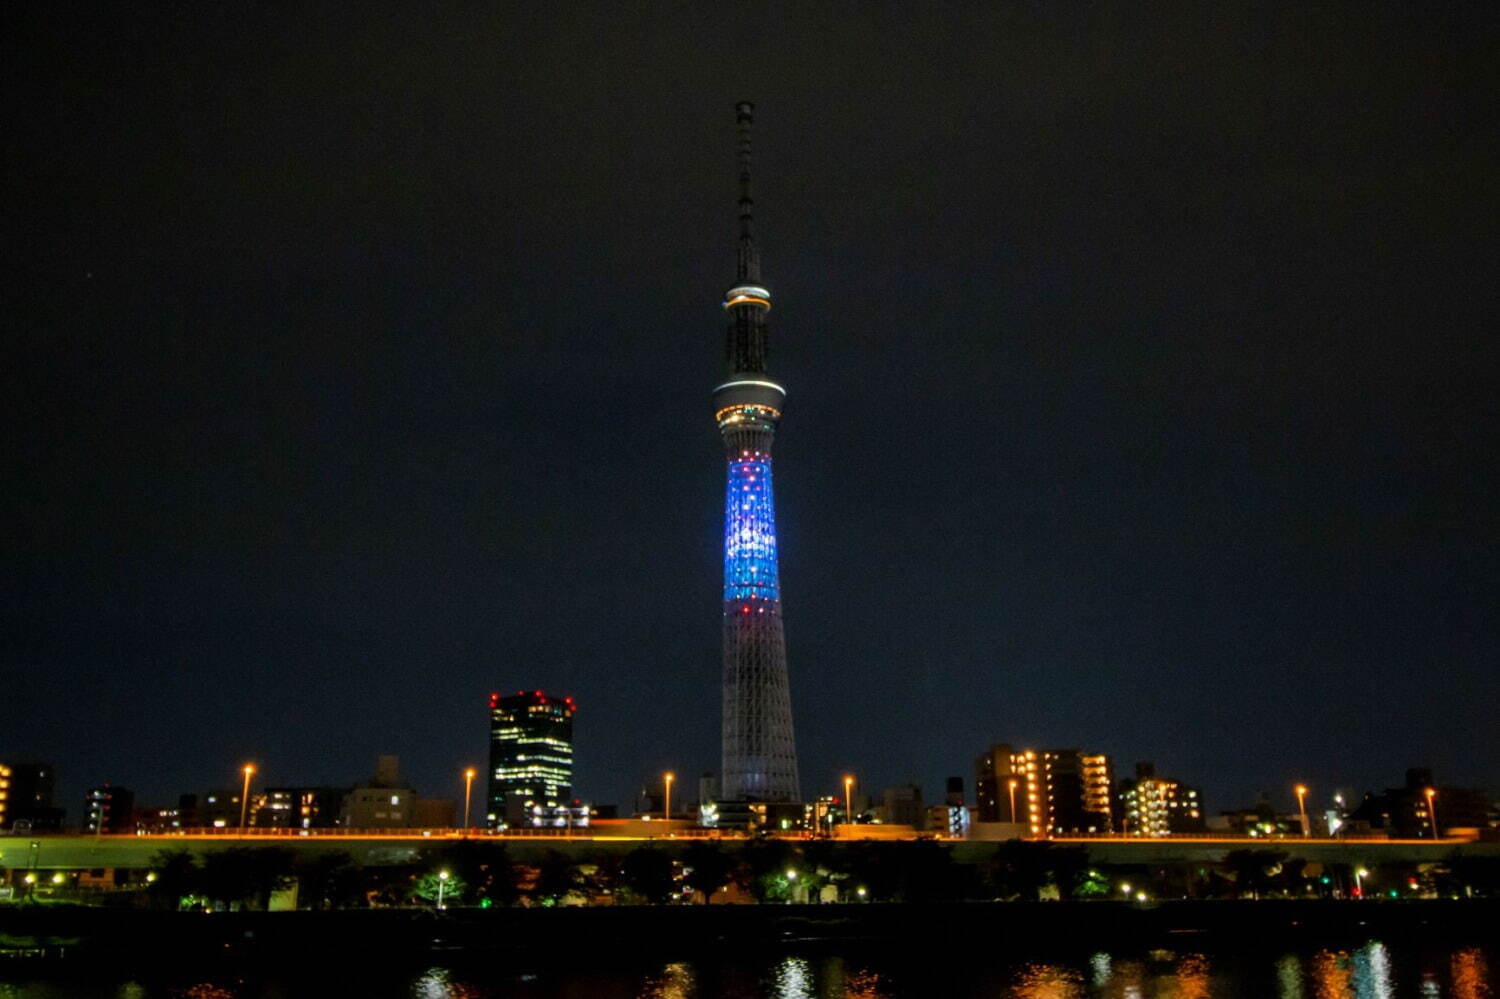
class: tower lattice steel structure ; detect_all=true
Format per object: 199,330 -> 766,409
715,102 -> 800,802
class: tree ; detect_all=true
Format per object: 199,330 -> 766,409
740,837 -> 797,902
200,848 -> 296,910
681,842 -> 738,903
410,869 -> 466,907
1447,852 -> 1500,897
147,849 -> 200,910
1046,845 -> 1092,900
889,841 -> 960,902
1222,849 -> 1288,899
532,850 -> 577,905
294,851 -> 356,910
987,841 -> 1056,900
436,841 -> 519,907
618,848 -> 677,904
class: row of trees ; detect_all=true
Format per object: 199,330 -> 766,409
144,841 -> 1500,911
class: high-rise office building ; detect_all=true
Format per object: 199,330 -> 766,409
975,744 -> 1114,836
487,690 -> 579,827
716,102 -> 800,804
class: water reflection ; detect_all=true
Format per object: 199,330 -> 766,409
841,968 -> 887,999
409,967 -> 484,999
1089,953 -> 1112,988
1102,959 -> 1145,999
1311,949 -> 1354,999
1278,955 -> 1305,999
639,961 -> 695,999
1007,962 -> 1084,999
1352,941 -> 1393,999
1453,948 -> 1493,999
0,938 -> 1495,998
1173,954 -> 1211,999
773,956 -> 813,999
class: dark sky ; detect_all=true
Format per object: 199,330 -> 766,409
5,6 -> 1496,820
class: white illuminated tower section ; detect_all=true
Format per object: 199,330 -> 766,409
715,102 -> 800,803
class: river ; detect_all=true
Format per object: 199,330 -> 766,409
0,939 -> 1494,997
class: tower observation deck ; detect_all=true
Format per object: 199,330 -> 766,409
714,102 -> 800,803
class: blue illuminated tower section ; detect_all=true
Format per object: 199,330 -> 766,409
714,102 -> 800,803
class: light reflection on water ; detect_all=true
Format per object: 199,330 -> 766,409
772,956 -> 814,999
1279,955 -> 1306,999
1007,961 -> 1085,998
638,961 -> 695,999
1307,942 -> 1397,999
0,940 -> 1493,997
1453,949 -> 1493,999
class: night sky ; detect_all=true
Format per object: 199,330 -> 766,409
6,6 -> 1496,820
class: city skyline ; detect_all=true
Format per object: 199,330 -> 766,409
5,7 -> 1495,817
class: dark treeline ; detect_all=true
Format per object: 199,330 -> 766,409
119,840 -> 1500,912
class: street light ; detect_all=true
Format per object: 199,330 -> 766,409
1424,788 -> 1439,840
663,771 -> 675,823
1355,867 -> 1370,897
1007,778 -> 1019,823
463,768 -> 477,830
239,764 -> 256,830
844,775 -> 855,825
436,869 -> 451,909
1295,784 -> 1310,838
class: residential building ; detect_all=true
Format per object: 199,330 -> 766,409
253,787 -> 345,829
880,782 -> 925,829
1117,762 -> 1205,836
342,756 -> 415,828
82,785 -> 135,833
975,744 -> 1114,836
0,761 -> 63,831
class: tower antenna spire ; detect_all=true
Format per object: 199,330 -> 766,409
736,101 -> 760,282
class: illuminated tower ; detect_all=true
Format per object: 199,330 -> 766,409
715,102 -> 800,802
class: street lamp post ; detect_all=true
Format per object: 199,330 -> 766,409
1355,867 -> 1369,898
1424,788 -> 1439,840
663,772 -> 675,823
1295,784 -> 1310,838
843,775 -> 855,825
1007,778 -> 1019,823
437,869 -> 450,910
239,764 -> 256,830
463,768 -> 477,831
